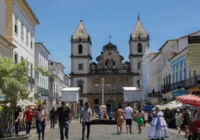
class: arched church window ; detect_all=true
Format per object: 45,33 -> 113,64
77,80 -> 83,93
113,61 -> 115,66
108,52 -> 112,55
138,43 -> 142,53
105,61 -> 107,66
78,44 -> 83,54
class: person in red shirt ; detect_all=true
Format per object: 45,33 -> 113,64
23,105 -> 34,135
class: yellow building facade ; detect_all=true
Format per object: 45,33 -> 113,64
186,36 -> 200,95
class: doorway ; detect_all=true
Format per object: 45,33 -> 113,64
106,100 -> 115,113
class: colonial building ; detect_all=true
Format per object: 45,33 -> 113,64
0,34 -> 16,58
35,43 -> 51,101
169,31 -> 200,98
70,17 -> 149,112
48,60 -> 65,109
64,74 -> 70,87
0,0 -> 39,98
146,30 -> 200,105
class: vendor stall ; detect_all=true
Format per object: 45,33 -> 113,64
123,87 -> 142,109
61,87 -> 80,116
160,100 -> 184,110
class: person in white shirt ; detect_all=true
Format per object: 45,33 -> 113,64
124,103 -> 133,134
174,109 -> 182,134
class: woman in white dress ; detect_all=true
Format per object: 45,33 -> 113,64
148,106 -> 168,140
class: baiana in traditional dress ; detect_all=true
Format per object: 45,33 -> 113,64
148,107 -> 168,139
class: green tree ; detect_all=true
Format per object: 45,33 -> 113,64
0,57 -> 31,137
0,57 -> 51,138
0,57 -> 29,104
37,66 -> 50,77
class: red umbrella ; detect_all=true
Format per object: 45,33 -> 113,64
176,94 -> 200,106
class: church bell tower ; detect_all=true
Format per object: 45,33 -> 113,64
71,20 -> 92,94
129,15 -> 149,88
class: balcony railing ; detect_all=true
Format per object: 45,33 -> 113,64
170,76 -> 200,91
162,84 -> 171,93
148,93 -> 152,98
89,69 -> 131,75
148,91 -> 162,98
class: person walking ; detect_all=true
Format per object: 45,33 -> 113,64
49,107 -> 56,129
144,112 -> 148,127
174,109 -> 182,134
115,104 -> 124,135
124,103 -> 133,134
80,102 -> 92,140
148,106 -> 168,139
182,108 -> 192,138
135,109 -> 144,134
14,106 -> 22,135
57,102 -> 71,140
23,105 -> 34,135
35,104 -> 47,140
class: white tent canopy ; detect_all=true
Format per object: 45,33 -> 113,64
17,100 -> 36,106
160,100 -> 185,110
123,87 -> 142,102
61,87 -> 80,103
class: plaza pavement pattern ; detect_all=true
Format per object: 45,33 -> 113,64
28,121 -> 187,140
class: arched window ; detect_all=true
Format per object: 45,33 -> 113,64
137,43 -> 142,53
78,45 -> 83,54
77,80 -> 83,93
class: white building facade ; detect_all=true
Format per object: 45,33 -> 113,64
148,53 -> 163,105
159,40 -> 178,102
145,31 -> 200,105
0,0 -> 39,98
35,43 -> 51,101
48,60 -> 65,109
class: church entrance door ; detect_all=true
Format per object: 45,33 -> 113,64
106,100 -> 115,113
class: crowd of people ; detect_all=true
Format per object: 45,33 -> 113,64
173,106 -> 200,138
14,104 -> 47,140
114,103 -> 168,139
14,102 -> 200,140
14,102 -> 92,140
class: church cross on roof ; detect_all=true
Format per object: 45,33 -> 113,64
73,20 -> 89,39
131,14 -> 147,38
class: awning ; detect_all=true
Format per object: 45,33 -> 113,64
17,100 -> 36,106
160,100 -> 184,110
172,89 -> 188,97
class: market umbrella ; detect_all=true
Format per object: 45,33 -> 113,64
176,94 -> 200,106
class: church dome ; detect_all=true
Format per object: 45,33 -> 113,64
103,42 -> 117,51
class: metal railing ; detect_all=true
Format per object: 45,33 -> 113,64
169,76 -> 200,91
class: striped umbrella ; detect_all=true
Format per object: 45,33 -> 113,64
176,94 -> 200,106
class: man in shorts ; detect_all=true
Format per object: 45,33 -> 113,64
124,103 -> 133,134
